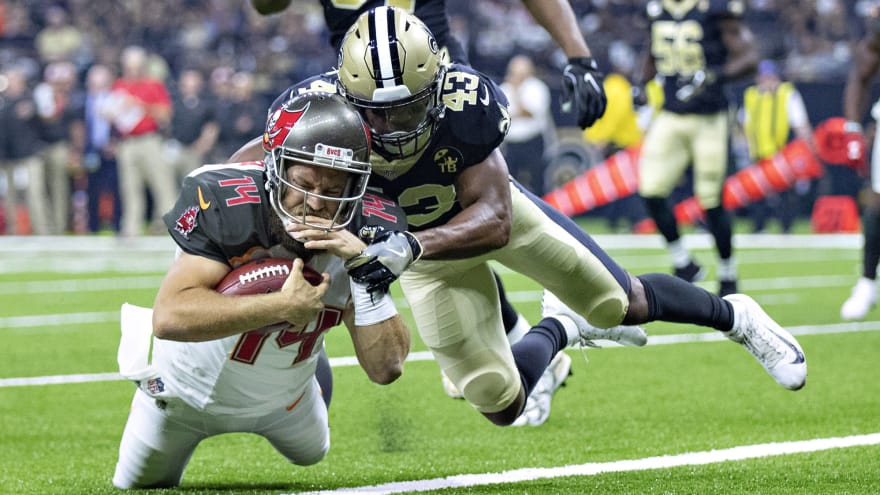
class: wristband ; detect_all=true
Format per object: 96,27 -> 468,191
844,121 -> 863,133
351,279 -> 398,326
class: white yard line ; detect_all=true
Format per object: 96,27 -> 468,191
2,323 -> 878,388
288,433 -> 880,495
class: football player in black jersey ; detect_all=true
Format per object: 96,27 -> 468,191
250,0 -> 606,129
242,0 -> 606,413
113,92 -> 411,489
286,7 -> 804,428
840,18 -> 880,320
636,0 -> 759,297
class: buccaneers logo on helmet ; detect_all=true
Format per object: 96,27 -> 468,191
263,102 -> 308,153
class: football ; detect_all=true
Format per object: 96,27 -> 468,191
215,257 -> 323,295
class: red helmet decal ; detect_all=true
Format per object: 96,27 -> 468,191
263,101 -> 310,152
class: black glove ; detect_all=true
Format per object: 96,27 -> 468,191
631,84 -> 648,108
675,69 -> 717,102
561,57 -> 607,129
345,230 -> 423,293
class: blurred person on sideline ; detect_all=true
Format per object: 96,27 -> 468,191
83,64 -> 121,232
0,68 -> 49,234
839,20 -> 880,320
636,0 -> 759,297
739,60 -> 813,234
500,54 -> 555,195
582,41 -> 647,232
34,60 -> 85,234
102,46 -> 175,237
166,69 -> 219,184
112,92 -> 409,489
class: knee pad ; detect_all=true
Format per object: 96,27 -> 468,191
584,289 -> 628,329
460,368 -> 518,413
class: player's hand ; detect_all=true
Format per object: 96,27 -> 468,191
288,216 -> 367,260
631,84 -> 648,108
279,258 -> 329,326
344,230 -> 422,293
561,57 -> 607,129
843,121 -> 867,171
675,69 -> 716,102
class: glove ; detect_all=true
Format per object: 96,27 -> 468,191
631,84 -> 648,108
345,230 -> 423,293
561,57 -> 607,129
843,121 -> 867,171
674,69 -> 716,102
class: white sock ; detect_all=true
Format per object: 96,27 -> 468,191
668,240 -> 691,268
717,257 -> 737,281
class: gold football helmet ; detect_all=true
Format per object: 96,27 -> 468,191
337,6 -> 446,163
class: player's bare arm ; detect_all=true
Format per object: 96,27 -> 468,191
153,252 -> 329,342
412,149 -> 512,260
520,0 -> 591,58
341,308 -> 410,385
719,18 -> 759,79
844,33 -> 880,122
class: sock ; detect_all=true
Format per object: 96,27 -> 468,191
705,206 -> 733,260
862,207 -> 880,280
642,196 -> 681,243
668,239 -> 691,268
494,271 -> 520,333
638,273 -> 734,331
511,318 -> 567,397
717,256 -> 737,281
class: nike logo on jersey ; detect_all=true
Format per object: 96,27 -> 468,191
480,85 -> 490,106
198,186 -> 212,210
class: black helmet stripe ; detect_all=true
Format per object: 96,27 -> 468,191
368,6 -> 404,88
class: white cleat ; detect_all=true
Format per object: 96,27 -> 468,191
840,277 -> 877,320
512,351 -> 572,427
722,294 -> 807,391
541,290 -> 647,348
440,370 -> 464,399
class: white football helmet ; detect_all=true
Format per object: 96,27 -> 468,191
263,92 -> 371,231
336,6 -> 446,165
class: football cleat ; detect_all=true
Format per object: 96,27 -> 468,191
722,294 -> 806,391
840,277 -> 877,320
541,290 -> 647,348
512,351 -> 572,427
674,259 -> 705,283
719,278 -> 738,298
439,370 -> 464,399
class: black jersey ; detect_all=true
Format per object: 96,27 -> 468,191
274,63 -> 510,231
319,0 -> 467,62
647,0 -> 744,114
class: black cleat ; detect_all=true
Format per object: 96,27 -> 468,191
673,260 -> 705,283
719,279 -> 738,297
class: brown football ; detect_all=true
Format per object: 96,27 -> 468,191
215,257 -> 323,295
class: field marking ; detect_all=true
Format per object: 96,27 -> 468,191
3,322 -> 879,388
289,433 -> 880,495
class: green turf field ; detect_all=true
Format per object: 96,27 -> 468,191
1,230 -> 879,494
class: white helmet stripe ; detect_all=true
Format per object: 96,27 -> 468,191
371,6 -> 400,88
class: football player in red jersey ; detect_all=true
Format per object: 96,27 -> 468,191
840,17 -> 880,320
278,8 -> 806,429
636,0 -> 759,297
112,92 -> 411,489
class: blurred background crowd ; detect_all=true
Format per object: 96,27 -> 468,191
0,0 -> 877,236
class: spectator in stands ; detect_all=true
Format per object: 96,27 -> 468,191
35,5 -> 87,65
500,54 -> 555,195
0,67 -> 47,234
167,69 -> 219,183
739,60 -> 814,233
34,61 -> 85,234
82,64 -> 120,233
